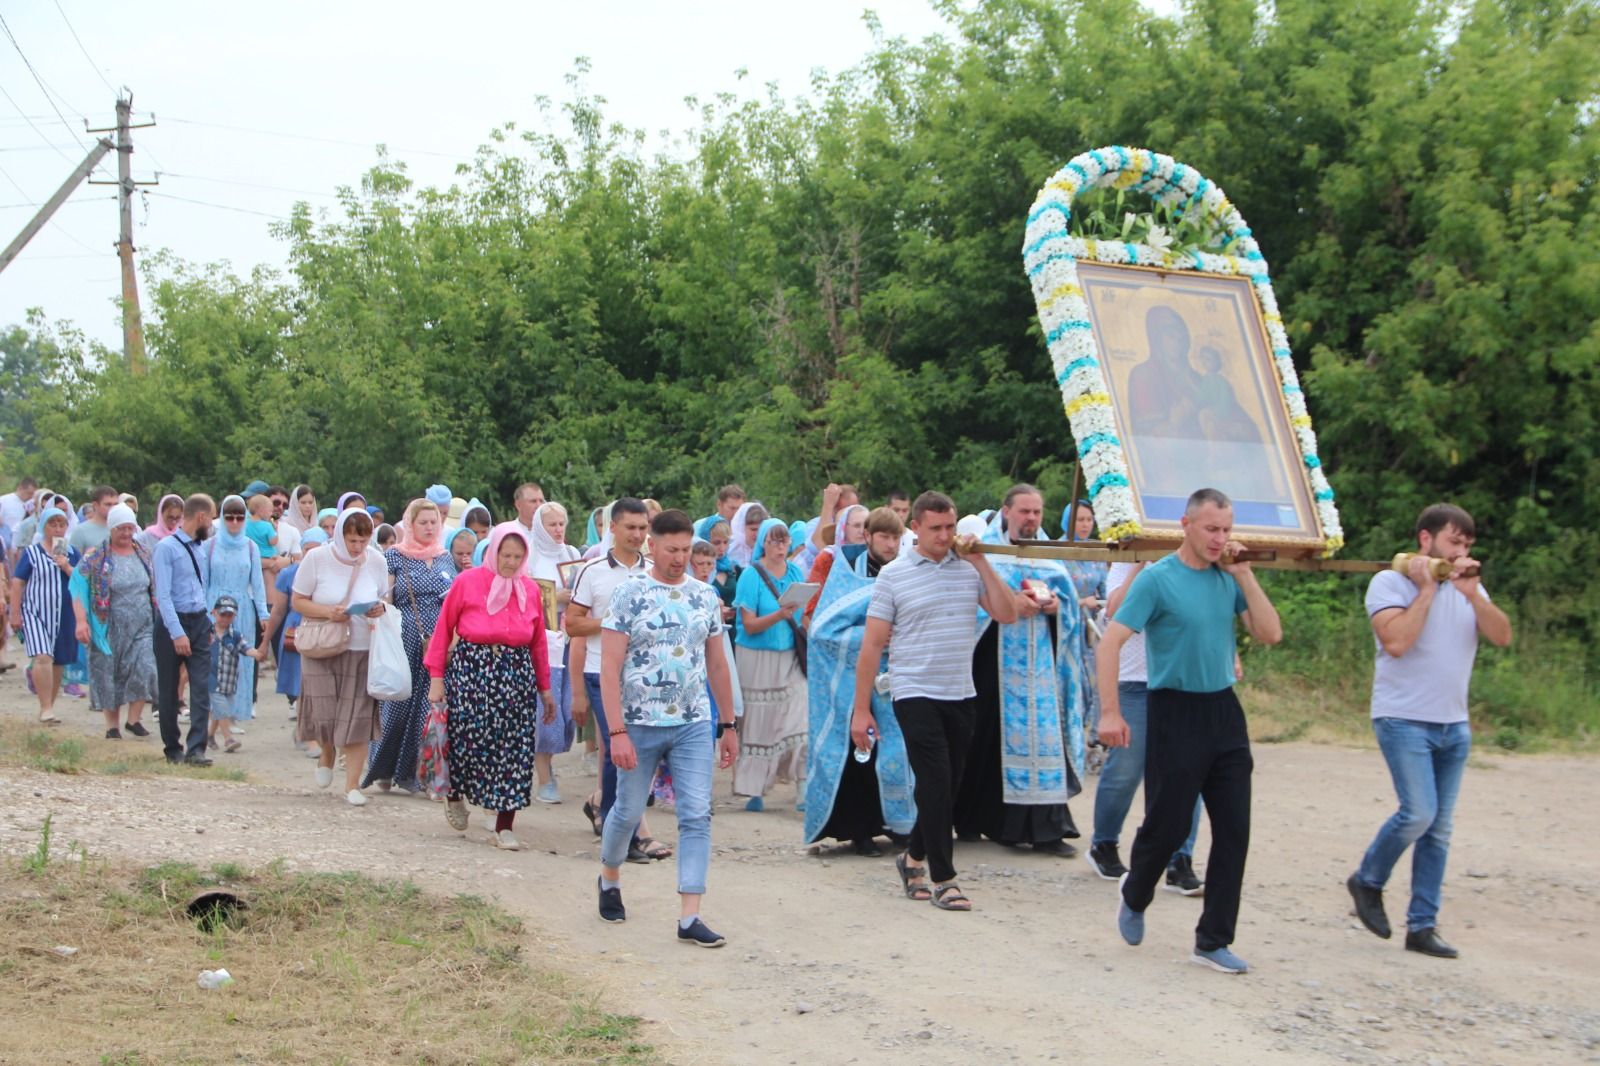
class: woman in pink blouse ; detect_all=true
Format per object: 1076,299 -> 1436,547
425,522 -> 556,850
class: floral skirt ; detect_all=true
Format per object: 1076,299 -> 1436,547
444,641 -> 537,813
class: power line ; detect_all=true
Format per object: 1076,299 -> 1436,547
0,12 -> 91,151
158,171 -> 341,200
0,84 -> 74,163
0,159 -> 104,255
52,0 -> 117,95
163,115 -> 467,159
145,190 -> 291,220
0,195 -> 113,209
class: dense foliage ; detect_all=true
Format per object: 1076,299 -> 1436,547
4,0 -> 1597,693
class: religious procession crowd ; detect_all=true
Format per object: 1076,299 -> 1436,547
0,474 -> 1507,965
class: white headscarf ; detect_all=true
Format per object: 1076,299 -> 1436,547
329,507 -> 372,564
528,501 -> 580,581
726,500 -> 766,568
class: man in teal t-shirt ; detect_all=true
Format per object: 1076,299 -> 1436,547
1094,488 -> 1283,975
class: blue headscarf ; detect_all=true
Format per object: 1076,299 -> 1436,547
696,514 -> 735,574
33,506 -> 67,545
1063,500 -> 1094,541
753,517 -> 790,561
472,538 -> 490,567
213,495 -> 251,554
425,484 -> 452,508
447,527 -> 478,572
301,528 -> 329,547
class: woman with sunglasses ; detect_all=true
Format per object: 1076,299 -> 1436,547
204,495 -> 270,750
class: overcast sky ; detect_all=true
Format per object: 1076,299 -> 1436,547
0,1 -> 1170,352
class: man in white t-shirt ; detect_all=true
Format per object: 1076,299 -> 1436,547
0,476 -> 36,534
886,490 -> 917,554
567,497 -> 650,850
511,481 -> 545,543
1347,503 -> 1511,960
1085,561 -> 1206,894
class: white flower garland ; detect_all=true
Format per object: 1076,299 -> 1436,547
1023,146 -> 1344,552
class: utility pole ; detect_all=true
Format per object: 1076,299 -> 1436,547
0,138 -> 113,274
88,94 -> 157,373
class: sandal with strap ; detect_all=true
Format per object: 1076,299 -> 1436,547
895,852 -> 932,901
637,836 -> 673,860
931,883 -> 972,912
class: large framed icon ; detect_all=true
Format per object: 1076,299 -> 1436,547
1022,146 -> 1343,556
1075,261 -> 1326,549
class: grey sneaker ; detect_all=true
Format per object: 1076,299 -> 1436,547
1116,873 -> 1144,946
1192,946 -> 1249,974
445,798 -> 469,832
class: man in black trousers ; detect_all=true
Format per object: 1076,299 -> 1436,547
1095,488 -> 1282,973
151,494 -> 218,766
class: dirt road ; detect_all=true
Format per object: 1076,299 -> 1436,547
2,669 -> 1596,1065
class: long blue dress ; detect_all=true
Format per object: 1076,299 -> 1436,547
362,549 -> 455,791
1063,559 -> 1108,738
274,564 -> 303,699
203,534 -> 267,722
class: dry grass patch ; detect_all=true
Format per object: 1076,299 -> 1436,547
1239,675 -> 1373,747
0,715 -> 247,782
0,840 -> 655,1065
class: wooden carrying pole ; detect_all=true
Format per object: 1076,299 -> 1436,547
961,541 -> 1405,575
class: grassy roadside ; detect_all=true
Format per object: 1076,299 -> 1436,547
1239,575 -> 1598,753
0,715 -> 249,781
1,841 -> 655,1064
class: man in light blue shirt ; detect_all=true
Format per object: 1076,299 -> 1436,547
152,494 -> 217,766
1347,503 -> 1511,960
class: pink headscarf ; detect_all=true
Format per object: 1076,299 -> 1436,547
145,493 -> 184,539
393,498 -> 447,561
482,522 -> 532,616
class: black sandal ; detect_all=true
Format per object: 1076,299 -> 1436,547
637,836 -> 673,860
581,800 -> 602,837
895,852 -> 932,901
931,883 -> 972,911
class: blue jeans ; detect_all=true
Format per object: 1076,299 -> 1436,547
1356,718 -> 1471,932
1092,682 -> 1201,858
601,720 -> 715,895
583,673 -> 619,813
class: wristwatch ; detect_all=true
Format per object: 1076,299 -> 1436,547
716,720 -> 735,737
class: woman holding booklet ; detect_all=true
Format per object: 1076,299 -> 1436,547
731,518 -> 812,811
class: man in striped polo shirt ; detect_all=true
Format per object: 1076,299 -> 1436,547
851,491 -> 1016,912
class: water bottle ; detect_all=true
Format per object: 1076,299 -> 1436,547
853,726 -> 877,764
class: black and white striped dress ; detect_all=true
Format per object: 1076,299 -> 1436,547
16,542 -> 79,662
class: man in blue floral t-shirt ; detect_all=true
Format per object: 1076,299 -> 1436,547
597,509 -> 739,946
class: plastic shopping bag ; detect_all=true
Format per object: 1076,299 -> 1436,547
417,702 -> 449,800
366,603 -> 412,702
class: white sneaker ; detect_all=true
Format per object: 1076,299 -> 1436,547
314,766 -> 333,789
494,829 -> 521,851
346,789 -> 367,807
